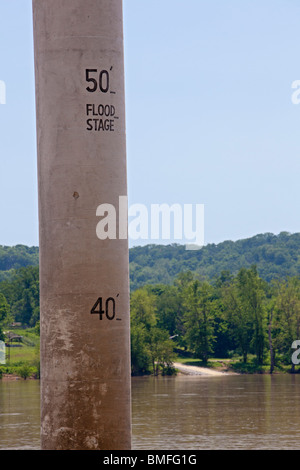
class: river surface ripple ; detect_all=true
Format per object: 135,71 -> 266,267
1,374 -> 300,450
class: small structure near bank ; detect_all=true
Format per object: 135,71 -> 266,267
5,332 -> 23,346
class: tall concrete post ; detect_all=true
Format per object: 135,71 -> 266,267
32,0 -> 131,450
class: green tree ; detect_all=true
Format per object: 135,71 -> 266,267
0,293 -> 10,323
130,323 -> 151,375
130,286 -> 176,375
237,267 -> 266,365
273,277 -> 300,372
130,287 -> 156,330
222,267 -> 266,364
130,287 -> 156,375
18,364 -> 32,380
211,271 -> 236,358
0,266 -> 39,326
151,284 -> 180,337
147,327 -> 175,375
222,276 -> 252,363
183,280 -> 215,364
173,271 -> 197,349
0,293 -> 10,341
266,297 -> 276,374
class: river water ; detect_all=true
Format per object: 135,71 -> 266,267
1,374 -> 300,450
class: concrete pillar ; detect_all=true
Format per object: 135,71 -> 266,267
32,0 -> 131,450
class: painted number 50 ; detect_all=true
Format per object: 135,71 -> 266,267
86,69 -> 110,93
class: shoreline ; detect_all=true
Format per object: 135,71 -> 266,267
173,362 -> 238,376
1,361 -> 298,380
1,374 -> 36,381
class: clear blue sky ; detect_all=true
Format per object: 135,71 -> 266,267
0,0 -> 300,247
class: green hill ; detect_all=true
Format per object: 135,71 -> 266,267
129,232 -> 300,290
1,232 -> 300,290
0,245 -> 39,281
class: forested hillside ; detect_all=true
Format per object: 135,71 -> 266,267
1,232 -> 300,289
129,232 -> 300,290
0,245 -> 39,281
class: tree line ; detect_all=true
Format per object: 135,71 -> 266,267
0,245 -> 39,282
1,232 -> 300,288
0,266 -> 39,340
130,267 -> 300,375
0,263 -> 300,376
130,232 -> 300,290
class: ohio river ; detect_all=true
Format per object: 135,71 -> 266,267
1,374 -> 300,450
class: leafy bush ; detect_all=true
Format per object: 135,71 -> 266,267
17,363 -> 33,380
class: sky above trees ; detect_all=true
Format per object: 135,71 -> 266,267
1,0 -> 300,247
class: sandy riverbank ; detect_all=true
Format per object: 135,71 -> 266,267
1,364 -> 237,380
173,362 -> 238,376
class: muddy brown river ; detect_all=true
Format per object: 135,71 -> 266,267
1,374 -> 300,450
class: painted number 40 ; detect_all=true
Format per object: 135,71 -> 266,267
91,296 -> 120,321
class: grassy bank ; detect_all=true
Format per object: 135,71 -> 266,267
0,327 -> 40,380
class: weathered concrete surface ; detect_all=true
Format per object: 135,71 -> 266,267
32,0 -> 131,450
